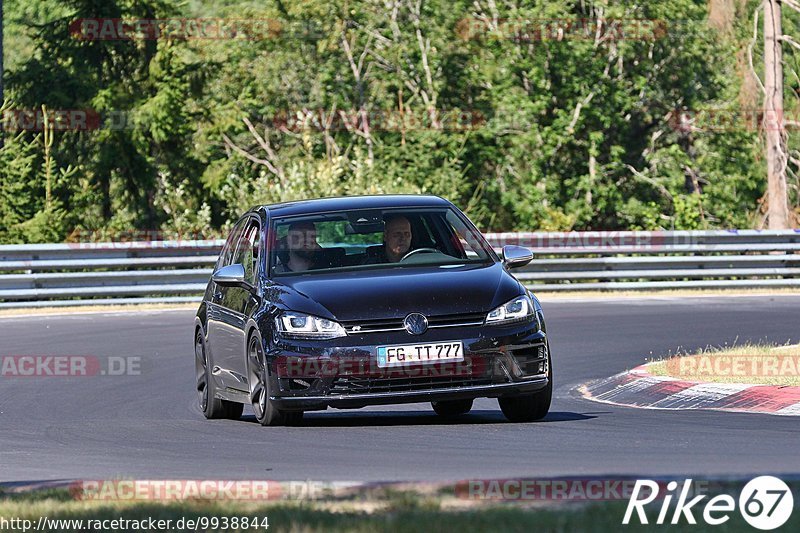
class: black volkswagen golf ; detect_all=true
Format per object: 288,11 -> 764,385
194,195 -> 551,425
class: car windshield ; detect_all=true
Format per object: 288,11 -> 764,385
268,207 -> 495,276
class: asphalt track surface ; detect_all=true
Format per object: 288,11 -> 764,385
1,295 -> 799,484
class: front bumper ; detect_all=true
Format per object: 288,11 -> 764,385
272,379 -> 548,409
266,319 -> 549,411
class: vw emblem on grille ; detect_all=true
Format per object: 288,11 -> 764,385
403,313 -> 428,335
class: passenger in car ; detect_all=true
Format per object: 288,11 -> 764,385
274,221 -> 322,273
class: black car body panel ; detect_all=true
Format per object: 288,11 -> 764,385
272,262 -> 522,320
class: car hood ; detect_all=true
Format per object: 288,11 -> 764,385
270,262 -> 522,321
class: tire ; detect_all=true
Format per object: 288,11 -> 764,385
247,332 -> 289,426
195,329 -> 243,420
283,411 -> 305,426
498,346 -> 552,423
432,399 -> 473,417
223,397 -> 244,419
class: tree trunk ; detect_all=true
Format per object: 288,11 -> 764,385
0,0 -> 4,104
1,0 -> 5,149
764,0 -> 790,229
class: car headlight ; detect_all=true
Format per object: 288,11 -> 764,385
276,312 -> 347,339
485,295 -> 536,326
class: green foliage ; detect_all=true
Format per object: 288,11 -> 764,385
0,123 -> 75,243
0,130 -> 42,240
1,0 -> 796,241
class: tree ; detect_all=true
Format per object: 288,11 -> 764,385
1,0 -> 5,149
1,0 -> 4,106
764,0 -> 790,228
0,0 -> 790,239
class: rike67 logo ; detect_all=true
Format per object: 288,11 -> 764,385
624,476 -> 794,530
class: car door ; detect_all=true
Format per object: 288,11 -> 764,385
220,216 -> 262,389
206,218 -> 247,391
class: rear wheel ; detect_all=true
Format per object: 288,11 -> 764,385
432,399 -> 473,417
248,332 -> 296,426
498,346 -> 552,423
195,329 -> 243,420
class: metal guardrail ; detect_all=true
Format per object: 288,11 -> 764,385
0,230 -> 798,308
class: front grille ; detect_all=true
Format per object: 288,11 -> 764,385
428,312 -> 486,328
330,375 -> 499,395
339,317 -> 404,334
340,312 -> 486,334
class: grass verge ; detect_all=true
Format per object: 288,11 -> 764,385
648,343 -> 800,386
0,487 -> 795,532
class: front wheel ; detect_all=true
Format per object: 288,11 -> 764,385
498,347 -> 552,423
248,332 -> 293,426
432,399 -> 473,417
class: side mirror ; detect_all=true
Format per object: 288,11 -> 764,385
212,264 -> 254,292
502,245 -> 533,269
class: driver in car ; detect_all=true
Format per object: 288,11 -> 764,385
381,215 -> 414,262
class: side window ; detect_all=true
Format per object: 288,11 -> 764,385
444,211 -> 481,258
218,220 -> 246,269
415,216 -> 438,248
233,218 -> 261,284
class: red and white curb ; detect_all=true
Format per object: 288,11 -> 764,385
580,364 -> 800,416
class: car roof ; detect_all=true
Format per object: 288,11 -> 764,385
251,195 -> 452,218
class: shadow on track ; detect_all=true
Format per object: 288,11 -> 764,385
240,410 -> 600,427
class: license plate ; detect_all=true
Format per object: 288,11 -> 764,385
376,341 -> 464,368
